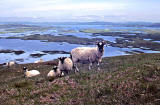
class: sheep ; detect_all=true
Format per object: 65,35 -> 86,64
23,67 -> 40,77
34,59 -> 44,63
3,61 -> 16,67
47,66 -> 63,78
70,41 -> 106,71
58,57 -> 73,74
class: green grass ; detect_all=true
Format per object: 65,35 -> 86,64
0,26 -> 56,34
0,53 -> 160,104
80,29 -> 111,33
7,34 -> 103,45
133,29 -> 160,34
81,28 -> 160,34
5,27 -> 54,33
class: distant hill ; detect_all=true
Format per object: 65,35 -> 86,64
149,23 -> 160,27
0,18 -> 159,27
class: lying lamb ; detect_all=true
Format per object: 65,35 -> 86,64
47,66 -> 64,78
23,67 -> 40,77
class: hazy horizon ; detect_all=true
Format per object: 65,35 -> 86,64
0,0 -> 160,22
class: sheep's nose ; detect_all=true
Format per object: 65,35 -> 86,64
99,49 -> 103,52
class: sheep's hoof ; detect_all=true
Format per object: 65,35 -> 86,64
74,70 -> 79,73
76,69 -> 79,72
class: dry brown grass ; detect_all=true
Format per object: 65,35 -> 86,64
0,53 -> 160,105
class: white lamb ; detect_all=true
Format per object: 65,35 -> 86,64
23,67 -> 40,77
34,59 -> 44,63
58,57 -> 73,74
71,41 -> 106,71
47,66 -> 63,78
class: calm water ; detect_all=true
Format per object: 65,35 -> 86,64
0,22 -> 160,64
0,39 -> 159,64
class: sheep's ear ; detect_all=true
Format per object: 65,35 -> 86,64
102,40 -> 107,45
61,57 -> 65,59
53,66 -> 57,69
58,57 -> 61,60
95,41 -> 99,45
54,66 -> 58,72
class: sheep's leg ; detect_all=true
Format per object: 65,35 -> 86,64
89,63 -> 92,70
97,62 -> 100,71
88,57 -> 93,70
75,66 -> 79,72
67,70 -> 69,74
74,63 -> 79,72
68,70 -> 71,74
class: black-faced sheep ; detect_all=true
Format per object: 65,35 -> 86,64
71,41 -> 106,71
58,57 -> 73,74
23,67 -> 40,77
47,66 -> 63,78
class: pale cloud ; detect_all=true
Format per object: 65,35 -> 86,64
0,0 -> 160,22
12,2 -> 127,12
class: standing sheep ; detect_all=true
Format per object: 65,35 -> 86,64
71,41 -> 106,71
58,57 -> 73,74
23,67 -> 40,77
47,66 -> 63,78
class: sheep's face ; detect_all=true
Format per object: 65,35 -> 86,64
53,66 -> 58,72
23,67 -> 27,72
58,57 -> 67,64
97,41 -> 106,52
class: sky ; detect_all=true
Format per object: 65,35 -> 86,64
0,0 -> 160,22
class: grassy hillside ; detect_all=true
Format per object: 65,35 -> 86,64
0,53 -> 159,105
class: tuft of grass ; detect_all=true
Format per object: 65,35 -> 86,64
14,80 -> 33,88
